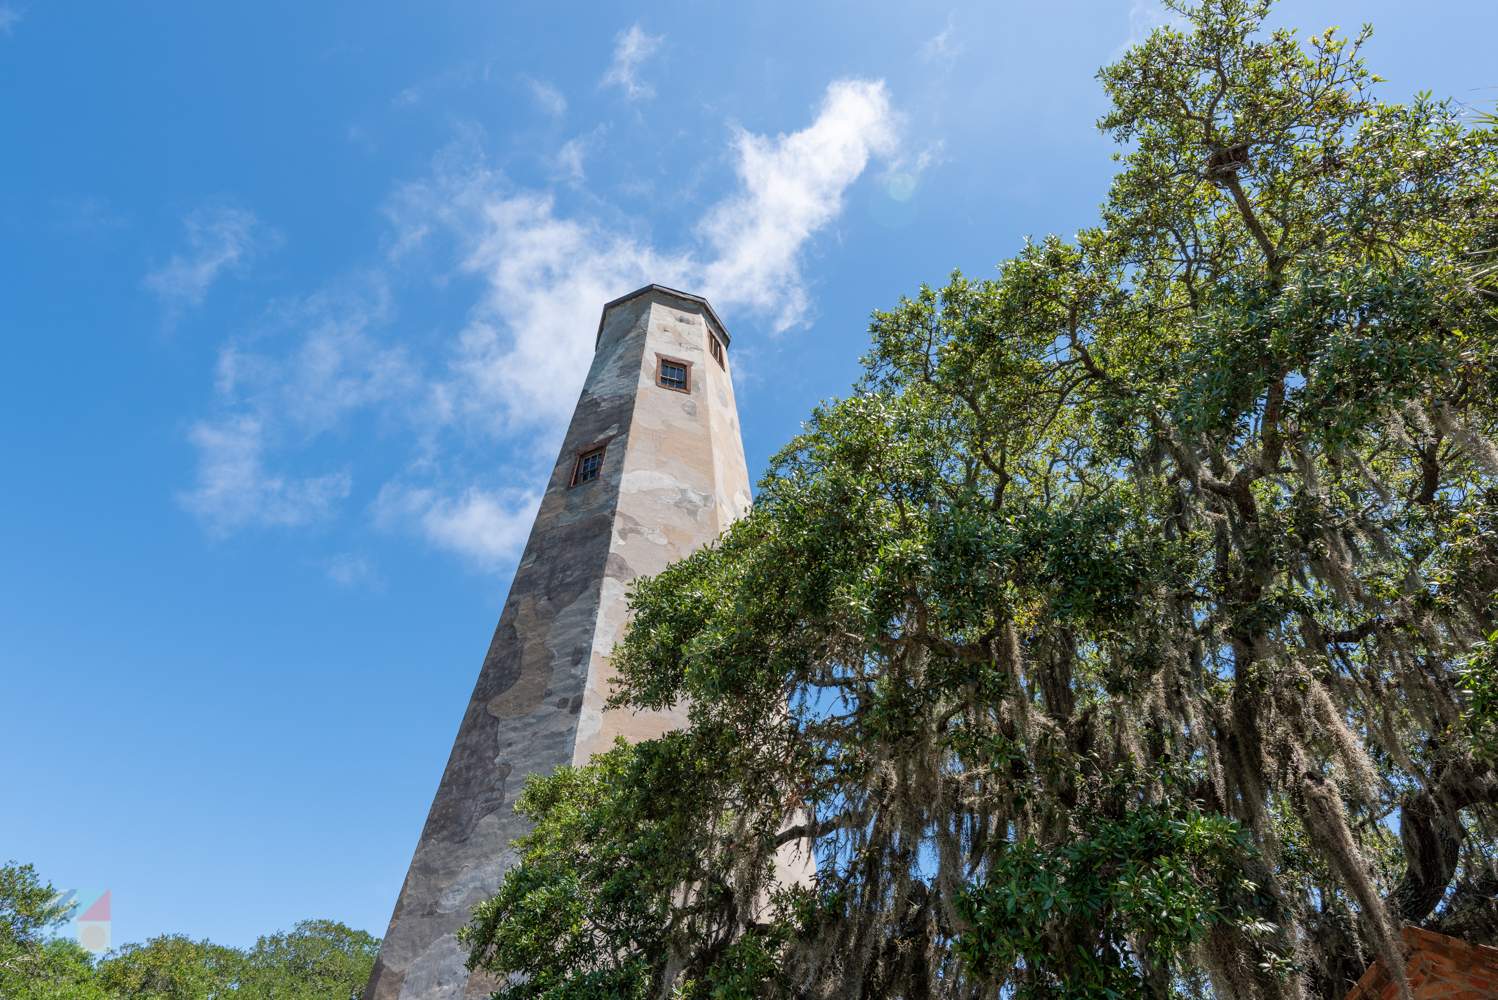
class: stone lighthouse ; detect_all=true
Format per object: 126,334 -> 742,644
365,285 -> 752,1000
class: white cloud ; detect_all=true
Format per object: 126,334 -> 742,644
178,416 -> 351,534
554,126 -> 608,182
699,79 -> 898,330
601,25 -> 663,100
389,77 -> 895,439
180,281 -> 417,533
146,207 -> 274,318
556,139 -> 587,181
326,553 -> 380,588
212,283 -> 413,431
386,157 -> 687,438
524,77 -> 567,116
920,15 -> 961,63
449,193 -> 680,429
375,484 -> 541,568
55,196 -> 129,234
0,6 -> 23,34
186,78 -> 900,569
879,140 -> 947,202
1118,1 -> 1183,53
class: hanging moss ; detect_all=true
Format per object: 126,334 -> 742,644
463,2 -> 1498,999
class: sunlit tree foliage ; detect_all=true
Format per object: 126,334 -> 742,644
465,1 -> 1498,998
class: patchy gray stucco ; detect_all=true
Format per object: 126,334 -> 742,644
364,287 -> 752,1000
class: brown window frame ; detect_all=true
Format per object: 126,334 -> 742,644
655,353 -> 693,394
708,330 -> 726,369
568,436 -> 614,488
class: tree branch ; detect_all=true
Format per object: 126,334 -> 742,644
1219,173 -> 1283,275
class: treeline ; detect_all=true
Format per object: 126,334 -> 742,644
1,862 -> 378,1000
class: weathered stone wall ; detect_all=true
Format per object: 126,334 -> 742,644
574,296 -> 751,760
365,287 -> 750,1000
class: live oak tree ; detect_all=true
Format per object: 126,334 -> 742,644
463,2 -> 1498,999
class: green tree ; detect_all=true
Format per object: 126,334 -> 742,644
0,862 -> 104,1000
95,936 -> 245,1000
2,862 -> 74,979
465,1 -> 1498,999
17,940 -> 110,1000
93,921 -> 378,1000
240,920 -> 381,1000
2,862 -> 379,1000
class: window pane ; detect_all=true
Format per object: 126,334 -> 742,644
577,449 -> 603,483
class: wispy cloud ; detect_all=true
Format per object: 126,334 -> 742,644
389,77 -> 894,438
180,281 -> 416,534
524,77 -> 567,116
326,552 -> 381,588
179,416 -> 351,534
388,174 -> 685,438
1118,1 -> 1182,53
146,207 -> 275,319
375,484 -> 542,569
0,6 -> 23,35
919,14 -> 961,63
699,79 -> 898,330
554,126 -> 608,182
877,140 -> 947,203
391,62 -> 490,110
54,196 -> 129,235
185,78 -> 900,568
601,25 -> 663,100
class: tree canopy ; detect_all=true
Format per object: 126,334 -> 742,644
463,1 -> 1498,999
1,861 -> 95,1000
0,861 -> 379,1000
95,921 -> 380,1000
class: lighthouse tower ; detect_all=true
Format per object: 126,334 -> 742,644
365,285 -> 752,1000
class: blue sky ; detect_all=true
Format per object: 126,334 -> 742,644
2,0 -> 1493,949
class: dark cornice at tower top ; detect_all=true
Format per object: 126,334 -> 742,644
596,284 -> 731,349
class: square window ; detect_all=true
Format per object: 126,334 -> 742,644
655,354 -> 692,393
708,332 -> 725,368
572,446 -> 606,487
